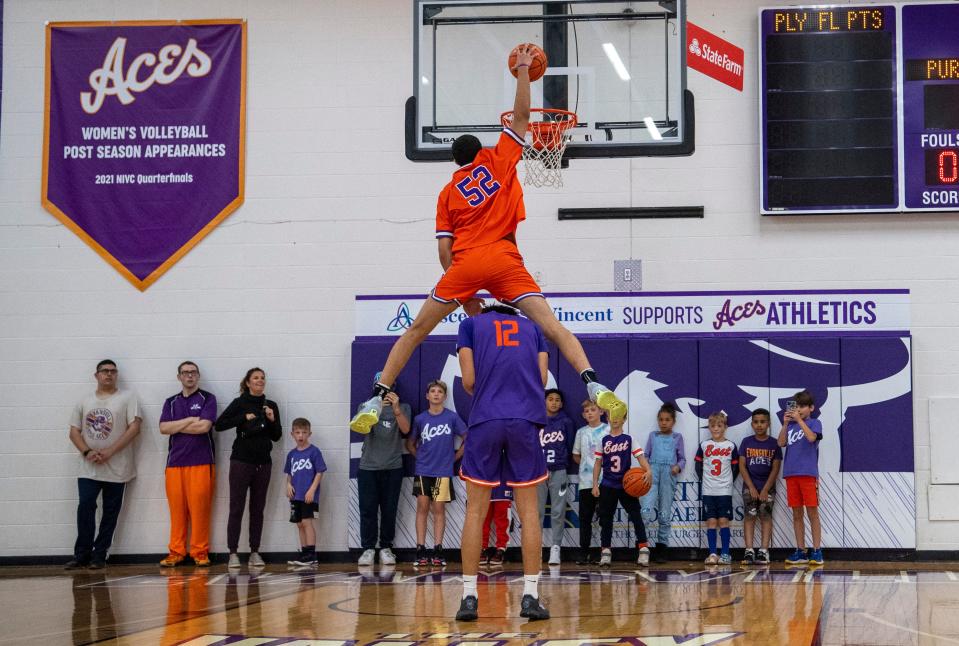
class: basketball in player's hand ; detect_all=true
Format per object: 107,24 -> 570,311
623,466 -> 652,498
508,43 -> 548,82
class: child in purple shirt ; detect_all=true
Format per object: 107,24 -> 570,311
592,413 -> 653,566
739,408 -> 782,565
778,390 -> 824,566
284,418 -> 327,566
539,388 -> 576,565
407,380 -> 466,567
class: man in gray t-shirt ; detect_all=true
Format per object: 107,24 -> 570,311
357,390 -> 410,565
65,359 -> 142,570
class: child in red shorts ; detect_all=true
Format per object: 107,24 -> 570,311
777,390 -> 824,565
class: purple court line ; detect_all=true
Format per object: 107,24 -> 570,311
356,289 -> 910,301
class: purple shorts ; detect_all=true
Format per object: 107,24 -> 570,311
460,418 -> 547,488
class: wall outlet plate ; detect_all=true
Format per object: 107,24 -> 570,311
614,259 -> 642,292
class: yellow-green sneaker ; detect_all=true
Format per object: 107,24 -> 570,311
349,396 -> 382,434
587,382 -> 627,421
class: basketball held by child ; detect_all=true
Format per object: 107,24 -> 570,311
623,467 -> 651,498
508,43 -> 548,82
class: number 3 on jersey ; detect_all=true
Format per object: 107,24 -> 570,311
455,165 -> 501,206
710,459 -> 722,476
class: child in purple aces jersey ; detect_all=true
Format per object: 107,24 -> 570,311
408,380 -> 466,567
592,414 -> 653,566
283,418 -> 327,567
456,304 -> 551,621
540,388 -> 576,565
739,408 -> 781,565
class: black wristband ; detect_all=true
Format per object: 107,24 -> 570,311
82,448 -> 92,457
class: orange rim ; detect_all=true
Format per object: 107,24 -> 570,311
501,108 -> 577,150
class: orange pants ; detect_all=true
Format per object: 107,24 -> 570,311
165,464 -> 215,558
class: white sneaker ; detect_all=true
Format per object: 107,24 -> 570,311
548,545 -> 561,565
598,548 -> 612,567
350,396 -> 382,434
248,552 -> 265,567
637,546 -> 650,566
586,382 -> 627,421
357,549 -> 376,566
228,553 -> 241,569
705,553 -> 719,565
379,547 -> 396,565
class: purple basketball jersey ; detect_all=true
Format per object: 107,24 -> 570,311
595,433 -> 643,489
457,312 -> 548,427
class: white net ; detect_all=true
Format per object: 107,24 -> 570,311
502,109 -> 576,188
521,135 -> 572,188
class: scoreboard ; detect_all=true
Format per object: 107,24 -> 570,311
760,3 -> 959,213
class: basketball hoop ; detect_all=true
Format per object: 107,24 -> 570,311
501,108 -> 577,188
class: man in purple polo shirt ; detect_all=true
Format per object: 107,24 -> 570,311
159,361 -> 217,567
455,304 -> 550,622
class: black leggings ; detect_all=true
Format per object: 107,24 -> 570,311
227,460 -> 272,552
578,488 -> 599,550
598,485 -> 647,547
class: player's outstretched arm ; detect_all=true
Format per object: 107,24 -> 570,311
509,44 -> 533,138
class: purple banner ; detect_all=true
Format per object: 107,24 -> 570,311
42,21 -> 246,290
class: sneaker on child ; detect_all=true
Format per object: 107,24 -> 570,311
548,545 -> 561,565
637,546 -> 650,566
786,548 -> 808,564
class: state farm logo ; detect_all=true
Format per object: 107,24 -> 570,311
688,38 -> 742,78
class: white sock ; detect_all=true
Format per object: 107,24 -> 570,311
523,574 -> 539,597
462,574 -> 478,599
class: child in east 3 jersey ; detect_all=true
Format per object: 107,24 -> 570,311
641,401 -> 686,564
778,390 -> 824,566
739,408 -> 782,565
572,400 -> 608,565
408,379 -> 467,567
539,388 -> 576,566
592,412 -> 653,566
481,481 -> 512,567
284,418 -> 327,567
695,412 -> 739,565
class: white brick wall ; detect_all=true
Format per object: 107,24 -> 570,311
1,0 -> 957,557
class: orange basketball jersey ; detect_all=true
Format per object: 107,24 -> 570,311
436,128 -> 526,253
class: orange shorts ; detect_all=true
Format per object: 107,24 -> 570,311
431,238 -> 542,305
786,476 -> 818,508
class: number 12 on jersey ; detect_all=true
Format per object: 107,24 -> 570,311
494,320 -> 519,347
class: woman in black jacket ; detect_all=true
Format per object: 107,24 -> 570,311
215,367 -> 281,568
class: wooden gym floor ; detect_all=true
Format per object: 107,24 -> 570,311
2,560 -> 959,645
